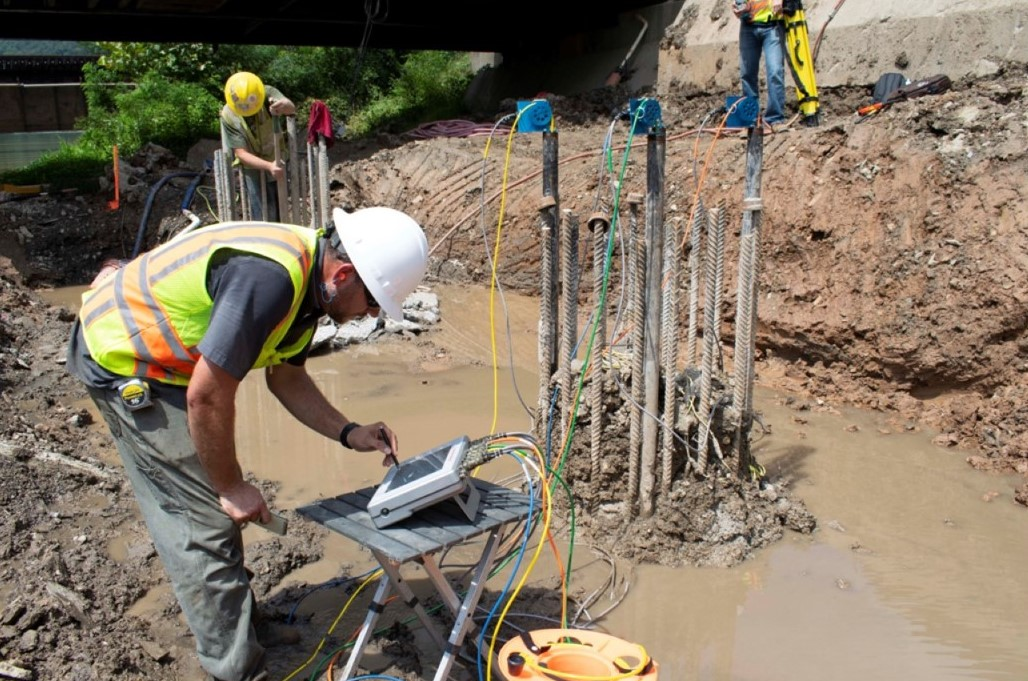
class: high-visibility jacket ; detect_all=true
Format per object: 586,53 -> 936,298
747,0 -> 782,23
79,222 -> 320,386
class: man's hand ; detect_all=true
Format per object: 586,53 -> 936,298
267,97 -> 296,116
347,422 -> 399,466
732,1 -> 750,18
772,0 -> 783,13
269,160 -> 286,183
219,479 -> 270,525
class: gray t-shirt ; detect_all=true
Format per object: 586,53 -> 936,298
66,250 -> 321,389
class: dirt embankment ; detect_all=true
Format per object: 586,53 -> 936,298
0,63 -> 1025,679
332,63 -> 1028,499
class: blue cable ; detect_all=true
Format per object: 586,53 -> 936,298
476,452 -> 536,681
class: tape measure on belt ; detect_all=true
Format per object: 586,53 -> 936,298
117,378 -> 153,411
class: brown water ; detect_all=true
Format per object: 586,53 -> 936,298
42,282 -> 1028,680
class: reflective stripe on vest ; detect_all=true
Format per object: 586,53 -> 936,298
79,222 -> 318,385
748,0 -> 780,23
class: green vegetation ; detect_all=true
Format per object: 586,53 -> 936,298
348,51 -> 473,137
0,42 -> 473,191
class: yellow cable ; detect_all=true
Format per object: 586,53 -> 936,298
485,106 -> 528,435
486,440 -> 553,680
280,569 -> 383,681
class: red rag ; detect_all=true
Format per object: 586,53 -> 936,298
306,100 -> 334,148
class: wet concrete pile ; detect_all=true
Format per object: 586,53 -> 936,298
553,364 -> 817,569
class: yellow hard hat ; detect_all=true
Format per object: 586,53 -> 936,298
224,72 -> 265,116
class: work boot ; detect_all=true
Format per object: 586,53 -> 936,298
254,620 -> 301,647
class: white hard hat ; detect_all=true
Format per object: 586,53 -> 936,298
332,206 -> 429,320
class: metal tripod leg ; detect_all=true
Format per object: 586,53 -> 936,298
339,573 -> 391,680
371,550 -> 447,651
425,528 -> 502,681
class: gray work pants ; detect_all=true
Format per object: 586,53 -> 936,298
87,384 -> 267,681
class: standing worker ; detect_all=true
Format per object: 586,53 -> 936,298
66,207 -> 429,681
220,71 -> 295,221
734,0 -> 787,125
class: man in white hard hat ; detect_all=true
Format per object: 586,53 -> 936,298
65,208 -> 429,681
220,71 -> 296,221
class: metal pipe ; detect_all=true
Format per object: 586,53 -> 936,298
588,213 -> 610,482
604,14 -> 649,86
639,126 -> 666,518
627,193 -> 645,508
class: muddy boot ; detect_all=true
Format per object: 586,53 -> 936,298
254,620 -> 301,647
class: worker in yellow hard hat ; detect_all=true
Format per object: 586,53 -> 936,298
220,71 -> 296,221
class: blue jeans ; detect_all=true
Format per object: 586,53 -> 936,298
739,20 -> 786,124
242,168 -> 279,222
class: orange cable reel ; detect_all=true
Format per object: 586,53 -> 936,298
499,628 -> 659,680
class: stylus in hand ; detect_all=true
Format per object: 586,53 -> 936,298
380,426 -> 400,468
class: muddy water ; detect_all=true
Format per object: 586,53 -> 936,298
42,283 -> 1028,680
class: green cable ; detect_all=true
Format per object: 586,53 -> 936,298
550,101 -> 651,626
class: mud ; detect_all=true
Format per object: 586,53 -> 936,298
0,61 -> 1026,680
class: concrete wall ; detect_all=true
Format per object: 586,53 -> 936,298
658,0 -> 1028,94
0,83 -> 86,133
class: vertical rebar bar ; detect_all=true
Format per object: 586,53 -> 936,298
213,149 -> 229,223
627,194 -> 645,508
298,140 -> 310,228
686,200 -> 705,367
537,131 -> 560,436
218,121 -> 238,221
696,204 -> 721,474
660,217 -> 680,495
318,138 -> 330,230
240,170 -> 251,220
537,196 -> 558,434
287,117 -> 300,225
306,141 -> 317,228
559,209 -> 579,450
732,129 -> 764,478
588,213 -> 610,482
639,126 -> 666,518
713,199 -> 727,340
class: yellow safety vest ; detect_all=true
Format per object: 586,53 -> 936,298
79,223 -> 320,385
747,0 -> 781,23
